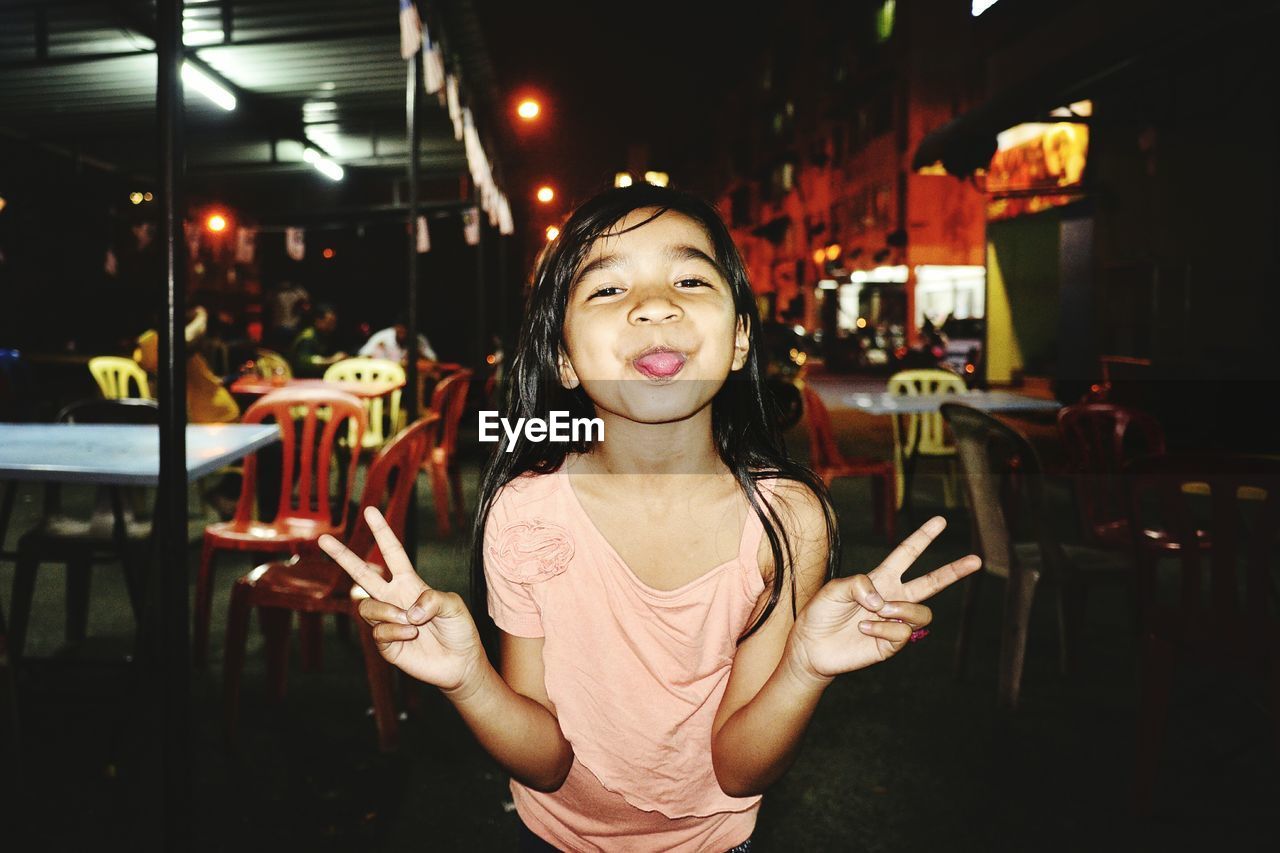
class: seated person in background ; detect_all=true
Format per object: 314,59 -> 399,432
357,315 -> 437,364
133,305 -> 240,425
289,302 -> 348,378
134,305 -> 240,518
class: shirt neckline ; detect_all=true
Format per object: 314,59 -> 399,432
556,463 -> 754,601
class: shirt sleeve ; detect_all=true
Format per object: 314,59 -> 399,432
482,484 -> 545,638
418,334 -> 437,361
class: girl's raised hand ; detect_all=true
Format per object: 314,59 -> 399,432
318,507 -> 483,693
787,516 -> 981,684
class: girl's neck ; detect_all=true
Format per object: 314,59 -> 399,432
572,409 -> 724,478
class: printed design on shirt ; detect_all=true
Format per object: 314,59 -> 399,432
487,518 -> 574,583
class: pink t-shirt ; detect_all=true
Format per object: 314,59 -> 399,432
483,464 -> 778,852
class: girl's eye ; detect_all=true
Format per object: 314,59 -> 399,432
675,278 -> 711,289
587,286 -> 623,299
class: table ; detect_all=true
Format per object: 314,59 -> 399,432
846,389 -> 1063,415
846,389 -> 1062,514
0,423 -> 280,658
0,423 -> 280,485
228,376 -> 403,399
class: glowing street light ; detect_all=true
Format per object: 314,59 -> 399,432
536,185 -> 555,204
129,192 -> 144,205
643,171 -> 669,187
181,62 -> 236,111
517,99 -> 540,121
614,172 -> 633,188
545,225 -> 560,241
207,214 -> 228,232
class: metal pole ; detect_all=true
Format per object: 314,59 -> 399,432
475,199 -> 486,368
156,0 -> 189,846
404,38 -> 422,561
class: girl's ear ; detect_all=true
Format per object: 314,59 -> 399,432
731,316 -> 750,371
557,347 -> 580,389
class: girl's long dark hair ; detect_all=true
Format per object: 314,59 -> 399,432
469,183 -> 840,643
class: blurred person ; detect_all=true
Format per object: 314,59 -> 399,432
289,302 -> 347,377
358,314 -> 437,364
266,278 -> 311,352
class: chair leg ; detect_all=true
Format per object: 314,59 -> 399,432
9,540 -> 40,661
298,613 -> 324,673
258,606 -> 292,703
1132,632 -> 1175,817
65,553 -> 91,646
223,581 -> 253,748
878,472 -> 896,542
355,610 -> 400,752
952,569 -> 983,680
428,461 -> 451,538
997,566 -> 1040,710
448,462 -> 467,531
1056,581 -> 1087,676
193,537 -> 218,667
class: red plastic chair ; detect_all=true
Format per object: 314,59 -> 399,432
1058,402 -> 1167,549
222,413 -> 439,752
194,387 -> 366,666
801,383 -> 895,541
425,369 -> 473,537
1127,454 -> 1280,815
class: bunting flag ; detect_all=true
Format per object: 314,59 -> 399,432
422,19 -> 445,96
445,74 -> 463,141
498,195 -> 514,236
399,0 -> 422,60
462,207 -> 480,246
416,215 -> 431,253
235,226 -> 256,263
285,227 -> 306,261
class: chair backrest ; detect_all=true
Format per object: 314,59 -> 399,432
238,388 -> 367,529
57,397 -> 160,425
800,383 -> 844,470
88,356 -> 151,400
888,368 -> 965,455
429,369 -> 473,459
1058,402 -> 1166,545
941,402 -> 1063,581
253,348 -> 292,380
0,349 -> 35,421
324,357 -> 405,447
1127,454 -> 1280,650
46,398 -> 160,518
345,413 -> 441,577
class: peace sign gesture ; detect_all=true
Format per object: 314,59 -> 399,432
789,516 -> 982,683
318,507 -> 483,692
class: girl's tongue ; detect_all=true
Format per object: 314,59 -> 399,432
633,350 -> 685,378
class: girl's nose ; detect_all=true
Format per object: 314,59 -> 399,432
629,293 -> 683,325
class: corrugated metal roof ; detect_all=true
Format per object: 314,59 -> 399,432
0,0 -> 494,197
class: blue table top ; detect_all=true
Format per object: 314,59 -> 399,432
846,389 -> 1063,415
0,423 -> 280,485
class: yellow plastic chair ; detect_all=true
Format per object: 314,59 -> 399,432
324,357 -> 405,451
252,348 -> 293,381
88,356 -> 151,400
887,368 -> 966,509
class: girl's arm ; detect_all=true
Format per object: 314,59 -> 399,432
441,631 -> 574,792
319,510 -> 573,793
709,482 -> 832,797
711,490 -> 981,797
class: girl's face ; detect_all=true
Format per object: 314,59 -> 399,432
559,208 -> 749,425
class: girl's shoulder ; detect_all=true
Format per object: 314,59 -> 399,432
484,468 -> 574,585
491,467 -> 561,509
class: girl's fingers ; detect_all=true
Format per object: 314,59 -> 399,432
901,554 -> 982,604
875,516 -> 948,582
877,600 -> 932,629
365,506 -> 427,584
372,622 -> 419,645
829,573 -> 886,612
358,598 -> 410,628
858,619 -> 913,645
405,588 -> 467,624
318,533 -> 388,597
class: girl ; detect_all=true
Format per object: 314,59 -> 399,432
318,184 -> 981,852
